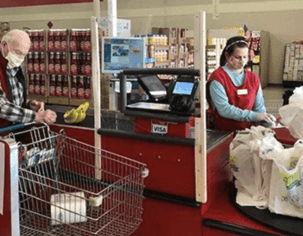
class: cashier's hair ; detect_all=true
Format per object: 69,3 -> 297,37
220,36 -> 248,66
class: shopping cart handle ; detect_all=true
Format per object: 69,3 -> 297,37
0,122 -> 35,134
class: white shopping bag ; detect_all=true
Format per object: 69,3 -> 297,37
230,126 -> 284,208
267,140 -> 303,218
279,86 -> 303,139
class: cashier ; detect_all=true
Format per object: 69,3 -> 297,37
206,36 -> 273,131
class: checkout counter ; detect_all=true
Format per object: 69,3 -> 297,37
47,68 -> 302,236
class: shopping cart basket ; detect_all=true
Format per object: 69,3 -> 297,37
0,123 -> 148,236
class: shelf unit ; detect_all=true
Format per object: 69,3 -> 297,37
26,28 -> 94,107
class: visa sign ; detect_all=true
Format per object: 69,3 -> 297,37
152,124 -> 168,135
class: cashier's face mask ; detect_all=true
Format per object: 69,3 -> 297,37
227,47 -> 248,72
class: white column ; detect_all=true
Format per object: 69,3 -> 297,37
194,11 -> 207,203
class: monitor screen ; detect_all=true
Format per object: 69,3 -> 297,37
102,37 -> 145,74
172,82 -> 194,95
139,75 -> 167,100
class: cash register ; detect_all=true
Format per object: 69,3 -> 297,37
125,69 -> 200,116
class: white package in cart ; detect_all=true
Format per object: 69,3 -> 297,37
51,192 -> 87,225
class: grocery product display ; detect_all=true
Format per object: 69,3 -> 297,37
283,41 -> 303,87
26,28 -> 93,106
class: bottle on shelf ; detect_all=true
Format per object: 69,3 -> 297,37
54,31 -> 61,51
48,52 -> 55,74
62,75 -> 69,98
61,30 -> 67,51
163,35 -> 167,46
70,30 -> 78,51
80,30 -> 86,51
70,52 -> 78,75
84,76 -> 91,100
54,52 -> 61,74
163,50 -> 167,62
84,30 -> 91,51
49,75 -> 56,96
71,76 -> 78,98
61,52 -> 67,74
77,76 -> 85,99
33,52 -> 40,73
48,31 -> 55,51
40,75 -> 46,96
39,52 -> 46,73
56,75 -> 63,97
28,31 -> 34,51
33,31 -> 40,51
28,74 -> 35,95
39,31 -> 45,51
34,73 -> 40,95
84,52 -> 92,76
27,52 -> 34,73
80,53 -> 86,75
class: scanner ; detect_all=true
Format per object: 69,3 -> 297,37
168,75 -> 200,114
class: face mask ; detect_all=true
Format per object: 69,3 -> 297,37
5,51 -> 24,69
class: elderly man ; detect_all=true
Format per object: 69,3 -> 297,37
0,29 -> 56,127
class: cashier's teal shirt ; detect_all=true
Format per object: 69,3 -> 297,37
209,65 -> 266,122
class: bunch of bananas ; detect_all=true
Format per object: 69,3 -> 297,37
63,102 -> 90,124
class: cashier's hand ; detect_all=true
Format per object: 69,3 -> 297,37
28,100 -> 44,112
257,113 -> 276,123
35,107 -> 57,124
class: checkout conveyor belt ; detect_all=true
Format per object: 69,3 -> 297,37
45,104 -> 231,149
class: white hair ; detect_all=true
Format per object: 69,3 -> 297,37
2,29 -> 30,44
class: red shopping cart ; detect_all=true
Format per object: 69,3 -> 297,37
0,123 -> 148,236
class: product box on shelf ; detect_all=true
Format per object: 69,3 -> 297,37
69,28 -> 91,52
69,75 -> 93,107
168,44 -> 178,60
177,28 -> 187,44
152,27 -> 178,45
177,56 -> 188,68
27,73 -> 48,103
27,51 -> 46,74
48,74 -> 69,105
28,29 -> 46,52
47,29 -> 68,52
186,37 -> 194,52
178,43 -> 188,58
25,27 -> 94,107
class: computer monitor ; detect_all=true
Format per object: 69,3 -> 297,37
102,37 -> 145,74
137,75 -> 167,102
172,82 -> 195,95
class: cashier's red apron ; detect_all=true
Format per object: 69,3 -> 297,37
207,67 -> 259,132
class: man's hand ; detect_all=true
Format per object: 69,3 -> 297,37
35,107 -> 57,124
29,100 -> 44,112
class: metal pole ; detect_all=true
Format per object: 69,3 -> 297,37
194,11 -> 207,203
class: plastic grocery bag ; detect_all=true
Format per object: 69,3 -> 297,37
229,126 -> 284,208
266,140 -> 303,218
279,86 -> 303,139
